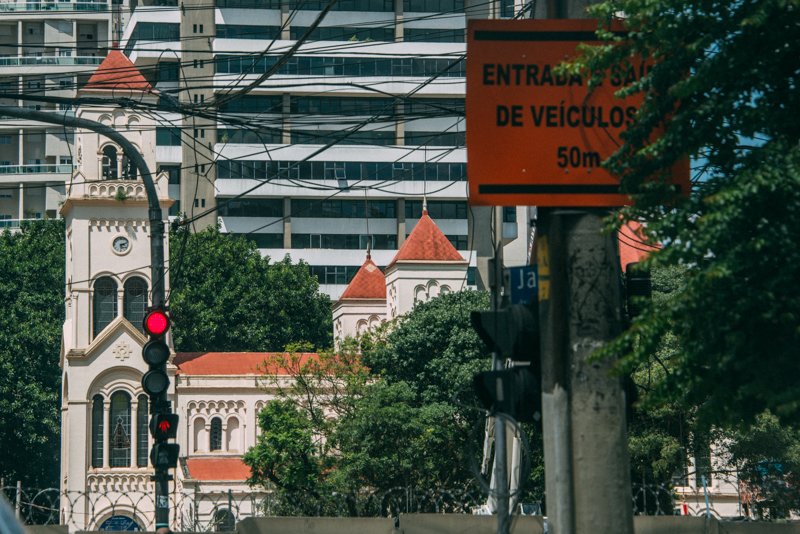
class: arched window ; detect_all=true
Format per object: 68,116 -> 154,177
136,395 -> 148,467
91,395 -> 104,468
102,145 -> 118,180
210,417 -> 223,451
121,154 -> 137,180
93,277 -> 118,338
123,277 -> 148,331
213,508 -> 235,532
226,417 -> 240,452
193,417 -> 205,452
109,391 -> 131,467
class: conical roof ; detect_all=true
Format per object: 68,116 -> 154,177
84,50 -> 152,92
339,254 -> 386,300
388,210 -> 465,267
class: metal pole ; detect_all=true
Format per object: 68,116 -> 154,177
0,105 -> 170,527
490,207 -> 509,534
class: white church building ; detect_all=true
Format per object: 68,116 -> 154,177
57,50 -> 477,531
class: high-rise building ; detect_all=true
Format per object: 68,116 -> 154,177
0,0 -> 124,228
0,0 -> 533,297
119,0 -> 532,298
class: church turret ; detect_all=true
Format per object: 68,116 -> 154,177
332,253 -> 387,349
59,51 -> 173,530
385,209 -> 468,318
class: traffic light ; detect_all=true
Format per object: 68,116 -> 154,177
141,308 -> 171,397
150,443 -> 180,470
150,413 -> 179,441
625,262 -> 652,320
470,304 -> 539,363
473,366 -> 541,423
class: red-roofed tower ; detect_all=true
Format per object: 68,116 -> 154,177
385,209 -> 468,319
332,254 -> 387,348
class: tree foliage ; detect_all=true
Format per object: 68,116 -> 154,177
0,221 -> 64,486
169,227 -> 332,352
578,0 -> 800,427
245,291 -> 547,511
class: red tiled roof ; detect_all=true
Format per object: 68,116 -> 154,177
84,50 -> 152,92
174,352 -> 318,376
185,457 -> 251,481
618,221 -> 660,269
389,210 -> 465,266
339,255 -> 386,300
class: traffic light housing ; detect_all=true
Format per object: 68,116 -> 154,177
150,413 -> 179,441
473,366 -> 541,423
150,443 -> 180,470
625,262 -> 652,320
141,308 -> 171,397
470,304 -> 539,363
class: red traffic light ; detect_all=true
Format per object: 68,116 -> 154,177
143,309 -> 170,337
150,413 -> 179,440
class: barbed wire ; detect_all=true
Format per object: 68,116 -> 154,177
0,481 -> 766,530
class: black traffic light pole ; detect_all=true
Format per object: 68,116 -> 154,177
0,106 -> 173,529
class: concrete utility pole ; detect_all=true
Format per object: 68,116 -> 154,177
0,105 -> 171,528
536,1 -> 635,533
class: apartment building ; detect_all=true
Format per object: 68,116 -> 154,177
119,0 -> 532,298
0,0 -> 131,227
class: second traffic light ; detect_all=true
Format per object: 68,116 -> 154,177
473,366 -> 541,423
150,413 -> 179,441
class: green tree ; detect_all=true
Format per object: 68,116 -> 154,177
169,227 -> 332,352
363,290 -> 492,410
246,290 -> 547,512
725,412 -> 800,519
0,221 -> 64,487
576,0 -> 800,427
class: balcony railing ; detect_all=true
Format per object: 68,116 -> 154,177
0,1 -> 108,12
0,164 -> 72,174
0,56 -> 103,67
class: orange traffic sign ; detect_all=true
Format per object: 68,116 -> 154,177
466,19 -> 689,207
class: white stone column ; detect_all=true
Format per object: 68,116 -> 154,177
116,154 -> 123,180
17,128 -> 23,167
18,183 -> 24,220
130,400 -> 138,467
17,21 -> 22,59
117,289 -> 124,320
221,422 -> 228,452
205,423 -> 212,451
103,400 -> 111,468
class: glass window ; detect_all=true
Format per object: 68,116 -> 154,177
156,62 -> 180,82
291,25 -> 393,41
403,0 -> 464,12
137,395 -> 148,467
93,277 -> 117,338
218,199 -> 283,217
240,233 -> 284,248
404,28 -> 465,42
216,0 -> 281,7
156,127 -> 181,146
220,95 -> 283,114
123,277 -> 148,332
109,392 -> 131,468
210,417 -> 223,451
217,25 -> 281,39
213,508 -> 235,532
102,146 -> 118,180
406,200 -> 467,219
91,395 -> 104,468
404,131 -> 465,146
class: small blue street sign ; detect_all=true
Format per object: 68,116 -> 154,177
509,265 -> 538,305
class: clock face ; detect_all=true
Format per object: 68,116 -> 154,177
113,236 -> 130,254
